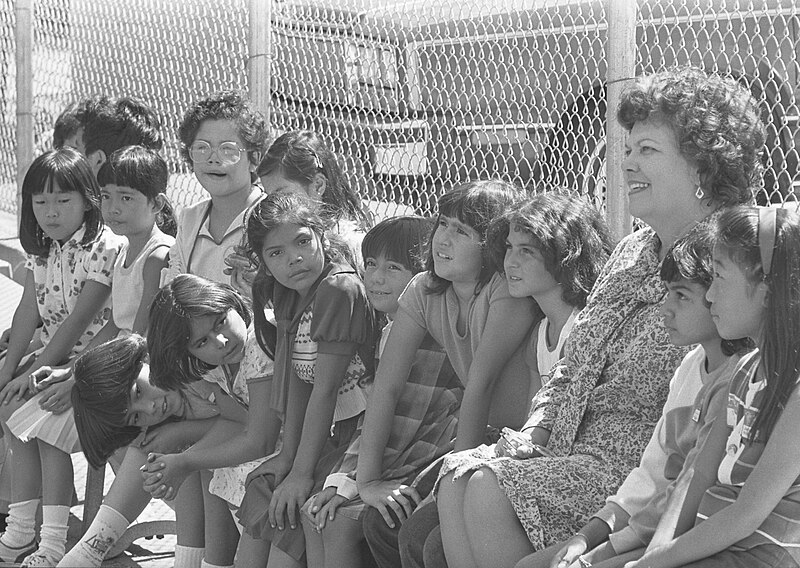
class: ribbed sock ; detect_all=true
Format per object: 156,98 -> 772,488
1,498 -> 38,548
29,504 -> 70,564
58,504 -> 129,567
173,544 -> 205,568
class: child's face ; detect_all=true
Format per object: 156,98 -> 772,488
32,183 -> 88,243
660,279 -> 719,347
261,223 -> 326,297
101,184 -> 158,239
364,254 -> 414,317
190,119 -> 253,200
187,308 -> 249,367
504,223 -> 559,300
707,248 -> 768,340
431,215 -> 483,285
126,362 -> 185,428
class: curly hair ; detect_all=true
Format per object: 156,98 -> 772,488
147,274 -> 252,389
177,90 -> 270,170
83,96 -> 164,157
617,66 -> 765,206
72,334 -> 149,468
425,180 -> 522,296
488,192 -> 614,309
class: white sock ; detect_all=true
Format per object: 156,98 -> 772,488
201,561 -> 234,568
58,504 -> 129,567
1,498 -> 38,547
174,544 -> 205,568
35,504 -> 70,562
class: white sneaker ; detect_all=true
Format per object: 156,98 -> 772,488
21,548 -> 63,567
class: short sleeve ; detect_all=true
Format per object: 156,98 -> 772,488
242,333 -> 274,385
310,270 -> 372,346
83,229 -> 123,287
397,272 -> 430,330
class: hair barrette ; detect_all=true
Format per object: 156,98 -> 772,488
758,206 -> 778,277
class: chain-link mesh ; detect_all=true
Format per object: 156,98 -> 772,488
1,0 -> 798,220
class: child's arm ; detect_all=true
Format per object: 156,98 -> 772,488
455,300 -> 535,451
144,380 -> 280,498
130,247 -> 169,335
356,312 -> 427,526
0,270 -> 40,387
631,389 -> 800,568
269,347 -> 356,531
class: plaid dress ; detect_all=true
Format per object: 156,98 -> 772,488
320,323 -> 463,519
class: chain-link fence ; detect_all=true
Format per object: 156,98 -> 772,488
2,0 -> 799,226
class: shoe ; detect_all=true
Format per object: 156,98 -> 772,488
0,537 -> 37,563
21,548 -> 63,567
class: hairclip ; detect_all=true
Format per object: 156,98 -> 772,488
758,206 -> 778,277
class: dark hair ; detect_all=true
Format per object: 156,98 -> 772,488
361,215 -> 432,275
19,148 -> 103,257
617,67 -> 765,206
72,334 -> 149,468
147,274 -> 252,389
488,192 -> 614,309
711,205 -> 800,440
425,180 -> 521,295
53,96 -> 114,150
661,217 -> 753,356
245,192 -> 352,356
177,90 -> 269,173
257,130 -> 368,227
97,146 -> 177,236
84,97 -> 164,158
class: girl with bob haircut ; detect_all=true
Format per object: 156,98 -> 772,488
0,148 -> 123,567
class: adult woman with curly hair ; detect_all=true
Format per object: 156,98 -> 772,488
421,67 -> 767,568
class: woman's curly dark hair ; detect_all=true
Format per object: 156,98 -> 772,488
178,90 -> 270,171
617,66 -> 766,206
488,192 -> 615,309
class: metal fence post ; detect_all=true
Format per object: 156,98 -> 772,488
15,0 -> 33,228
249,0 -> 271,132
605,0 -> 637,241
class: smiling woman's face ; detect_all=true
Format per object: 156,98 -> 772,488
621,119 -> 701,228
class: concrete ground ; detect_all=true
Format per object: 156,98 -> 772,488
0,209 -> 178,567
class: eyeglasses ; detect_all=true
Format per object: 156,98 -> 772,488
189,140 -> 246,165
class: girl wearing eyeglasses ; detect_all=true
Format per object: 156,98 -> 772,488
164,90 -> 270,287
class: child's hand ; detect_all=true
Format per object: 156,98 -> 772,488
38,377 -> 74,414
140,453 -> 189,501
359,481 -> 421,528
268,472 -> 314,531
304,487 -> 348,531
224,250 -> 257,298
547,535 -> 589,568
0,374 -> 30,404
245,452 -> 292,487
29,366 -> 71,394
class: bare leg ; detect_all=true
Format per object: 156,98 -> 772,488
321,515 -> 364,568
437,470 -> 478,568
463,467 -> 533,568
301,513 -> 324,568
38,441 -> 73,506
200,470 -> 239,566
514,542 -> 564,568
234,532 -> 270,568
265,541 -> 304,568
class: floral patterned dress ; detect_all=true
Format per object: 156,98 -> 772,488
437,227 -> 690,549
